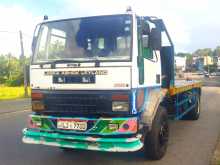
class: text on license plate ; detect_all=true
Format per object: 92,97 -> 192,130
57,120 -> 87,131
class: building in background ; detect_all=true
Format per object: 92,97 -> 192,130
175,56 -> 186,72
193,56 -> 214,71
216,57 -> 220,70
204,56 -> 214,65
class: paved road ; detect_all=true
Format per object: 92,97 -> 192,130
0,98 -> 30,114
0,87 -> 220,165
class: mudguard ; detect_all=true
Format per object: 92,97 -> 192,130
140,88 -> 168,129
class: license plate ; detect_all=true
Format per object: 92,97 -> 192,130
57,119 -> 87,131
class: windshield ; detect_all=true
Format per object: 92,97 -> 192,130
33,15 -> 132,64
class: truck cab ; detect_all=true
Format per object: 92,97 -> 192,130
23,12 -> 201,160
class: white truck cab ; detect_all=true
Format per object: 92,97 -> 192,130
23,11 -> 201,160
30,13 -> 165,91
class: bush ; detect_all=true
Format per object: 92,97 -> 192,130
5,79 -> 22,87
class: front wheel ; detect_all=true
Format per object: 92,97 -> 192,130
60,147 -> 76,152
143,106 -> 169,160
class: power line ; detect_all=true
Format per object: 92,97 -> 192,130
0,30 -> 18,34
0,30 -> 32,38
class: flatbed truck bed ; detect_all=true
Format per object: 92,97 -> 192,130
169,80 -> 202,96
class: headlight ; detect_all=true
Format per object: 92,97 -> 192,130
112,101 -> 129,112
32,101 -> 45,111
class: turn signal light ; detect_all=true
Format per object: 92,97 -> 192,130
32,101 -> 45,111
31,92 -> 44,100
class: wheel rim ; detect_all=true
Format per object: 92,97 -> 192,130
196,100 -> 200,115
159,121 -> 169,147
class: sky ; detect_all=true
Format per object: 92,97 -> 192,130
0,0 -> 220,57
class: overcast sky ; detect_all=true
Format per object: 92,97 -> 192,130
0,0 -> 220,57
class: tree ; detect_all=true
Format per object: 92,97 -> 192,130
0,54 -> 30,86
193,48 -> 213,57
176,52 -> 191,57
213,46 -> 220,57
0,55 -> 8,83
186,55 -> 193,67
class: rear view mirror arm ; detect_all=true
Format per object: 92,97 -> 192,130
162,22 -> 174,48
143,17 -> 174,48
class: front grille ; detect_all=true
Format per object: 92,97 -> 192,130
43,93 -> 112,115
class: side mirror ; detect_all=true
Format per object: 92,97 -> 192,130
142,35 -> 149,48
149,28 -> 162,50
142,21 -> 150,35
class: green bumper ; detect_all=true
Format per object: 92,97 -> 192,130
22,128 -> 143,152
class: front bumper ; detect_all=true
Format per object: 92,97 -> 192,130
23,128 -> 143,152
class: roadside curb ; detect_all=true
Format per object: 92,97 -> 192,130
211,133 -> 220,165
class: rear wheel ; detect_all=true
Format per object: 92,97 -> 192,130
143,106 -> 169,160
184,96 -> 200,120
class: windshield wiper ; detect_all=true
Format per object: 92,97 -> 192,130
50,59 -> 81,69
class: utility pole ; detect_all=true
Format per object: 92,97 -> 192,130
7,54 -> 11,80
19,30 -> 28,97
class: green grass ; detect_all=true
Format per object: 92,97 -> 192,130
0,86 -> 30,101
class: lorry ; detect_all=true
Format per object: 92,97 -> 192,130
23,9 -> 202,160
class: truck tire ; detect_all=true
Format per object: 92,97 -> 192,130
143,106 -> 169,160
60,147 -> 75,152
184,96 -> 200,120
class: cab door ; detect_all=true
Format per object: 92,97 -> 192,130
137,17 -> 161,87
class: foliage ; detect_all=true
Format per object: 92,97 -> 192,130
213,46 -> 220,57
194,48 -> 213,57
0,55 -> 8,83
176,52 -> 191,57
0,54 -> 29,86
186,55 -> 194,71
193,47 -> 220,58
5,79 -> 23,86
